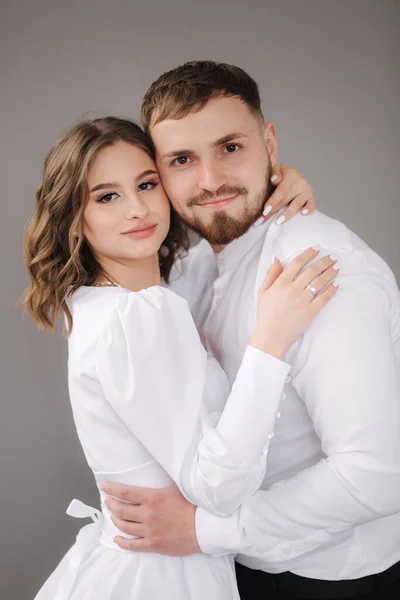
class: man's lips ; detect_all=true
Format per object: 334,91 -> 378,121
196,194 -> 238,210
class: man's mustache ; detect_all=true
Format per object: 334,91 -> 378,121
186,186 -> 248,208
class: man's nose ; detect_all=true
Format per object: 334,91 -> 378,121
197,160 -> 227,192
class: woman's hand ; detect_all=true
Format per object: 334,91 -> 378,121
251,248 -> 339,359
255,164 -> 316,227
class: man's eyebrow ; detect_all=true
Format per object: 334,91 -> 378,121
89,170 -> 158,193
160,133 -> 248,160
213,133 -> 248,146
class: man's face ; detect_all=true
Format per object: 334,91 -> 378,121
150,96 -> 278,247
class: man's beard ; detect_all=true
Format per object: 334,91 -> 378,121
182,172 -> 274,246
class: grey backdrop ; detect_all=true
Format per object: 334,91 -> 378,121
1,0 -> 399,598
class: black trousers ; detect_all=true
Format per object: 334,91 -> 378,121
235,561 -> 400,600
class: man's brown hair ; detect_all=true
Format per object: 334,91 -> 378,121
141,60 -> 263,132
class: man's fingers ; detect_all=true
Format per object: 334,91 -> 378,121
111,515 -> 147,537
114,536 -> 153,552
105,496 -> 143,521
101,482 -> 150,504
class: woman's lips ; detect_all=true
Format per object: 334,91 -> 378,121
121,224 -> 157,240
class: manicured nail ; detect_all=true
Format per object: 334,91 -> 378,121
271,254 -> 276,265
254,217 -> 264,227
312,245 -> 321,251
263,205 -> 272,217
333,264 -> 340,270
330,254 -> 339,261
301,208 -> 309,215
333,281 -> 339,287
271,174 -> 278,182
276,215 -> 286,225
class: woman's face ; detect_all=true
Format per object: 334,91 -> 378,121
84,141 -> 171,267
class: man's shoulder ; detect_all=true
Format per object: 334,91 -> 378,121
274,210 -> 352,259
271,210 -> 399,312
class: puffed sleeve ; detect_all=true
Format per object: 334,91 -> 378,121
96,287 -> 290,515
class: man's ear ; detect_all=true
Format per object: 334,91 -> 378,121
263,121 -> 278,167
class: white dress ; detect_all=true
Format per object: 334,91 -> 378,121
34,285 -> 290,600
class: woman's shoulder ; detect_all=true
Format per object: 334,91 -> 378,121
68,285 -> 189,345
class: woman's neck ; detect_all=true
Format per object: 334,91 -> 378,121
95,254 -> 161,291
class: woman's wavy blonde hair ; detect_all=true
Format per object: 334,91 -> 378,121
22,117 -> 189,333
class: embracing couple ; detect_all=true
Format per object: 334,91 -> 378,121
25,61 -> 400,600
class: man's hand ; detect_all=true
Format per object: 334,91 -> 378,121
101,482 -> 200,556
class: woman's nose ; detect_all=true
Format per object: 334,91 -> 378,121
124,195 -> 149,220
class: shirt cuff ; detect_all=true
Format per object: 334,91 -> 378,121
196,505 -> 245,556
217,345 -> 291,464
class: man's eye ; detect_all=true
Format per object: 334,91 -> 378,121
97,192 -> 118,203
224,144 -> 239,153
173,156 -> 189,166
138,180 -> 158,192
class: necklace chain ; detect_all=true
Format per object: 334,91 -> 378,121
93,273 -> 121,288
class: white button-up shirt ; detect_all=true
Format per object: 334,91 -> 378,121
168,210 -> 400,580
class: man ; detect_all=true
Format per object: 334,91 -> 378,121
103,61 -> 400,599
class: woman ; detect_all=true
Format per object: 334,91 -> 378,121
24,117 -> 338,600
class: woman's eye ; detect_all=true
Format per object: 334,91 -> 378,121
97,192 -> 119,203
138,180 -> 158,192
173,156 -> 189,166
224,144 -> 240,154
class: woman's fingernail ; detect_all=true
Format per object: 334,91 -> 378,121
263,205 -> 272,217
330,254 -> 339,261
271,174 -> 278,182
254,217 -> 264,227
312,245 -> 321,251
276,215 -> 286,225
333,281 -> 339,287
333,264 -> 340,270
271,254 -> 276,265
301,208 -> 309,215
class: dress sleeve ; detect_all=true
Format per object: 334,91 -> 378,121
95,287 -> 290,516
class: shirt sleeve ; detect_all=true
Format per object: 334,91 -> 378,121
95,287 -> 290,516
196,248 -> 400,561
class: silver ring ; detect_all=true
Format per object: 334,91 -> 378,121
306,283 -> 318,295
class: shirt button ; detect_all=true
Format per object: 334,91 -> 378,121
214,295 -> 221,306
276,411 -> 281,419
286,375 -> 292,384
281,393 -> 287,401
267,431 -> 274,440
218,258 -> 225,266
262,446 -> 269,455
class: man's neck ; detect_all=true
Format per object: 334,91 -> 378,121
211,243 -> 227,254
